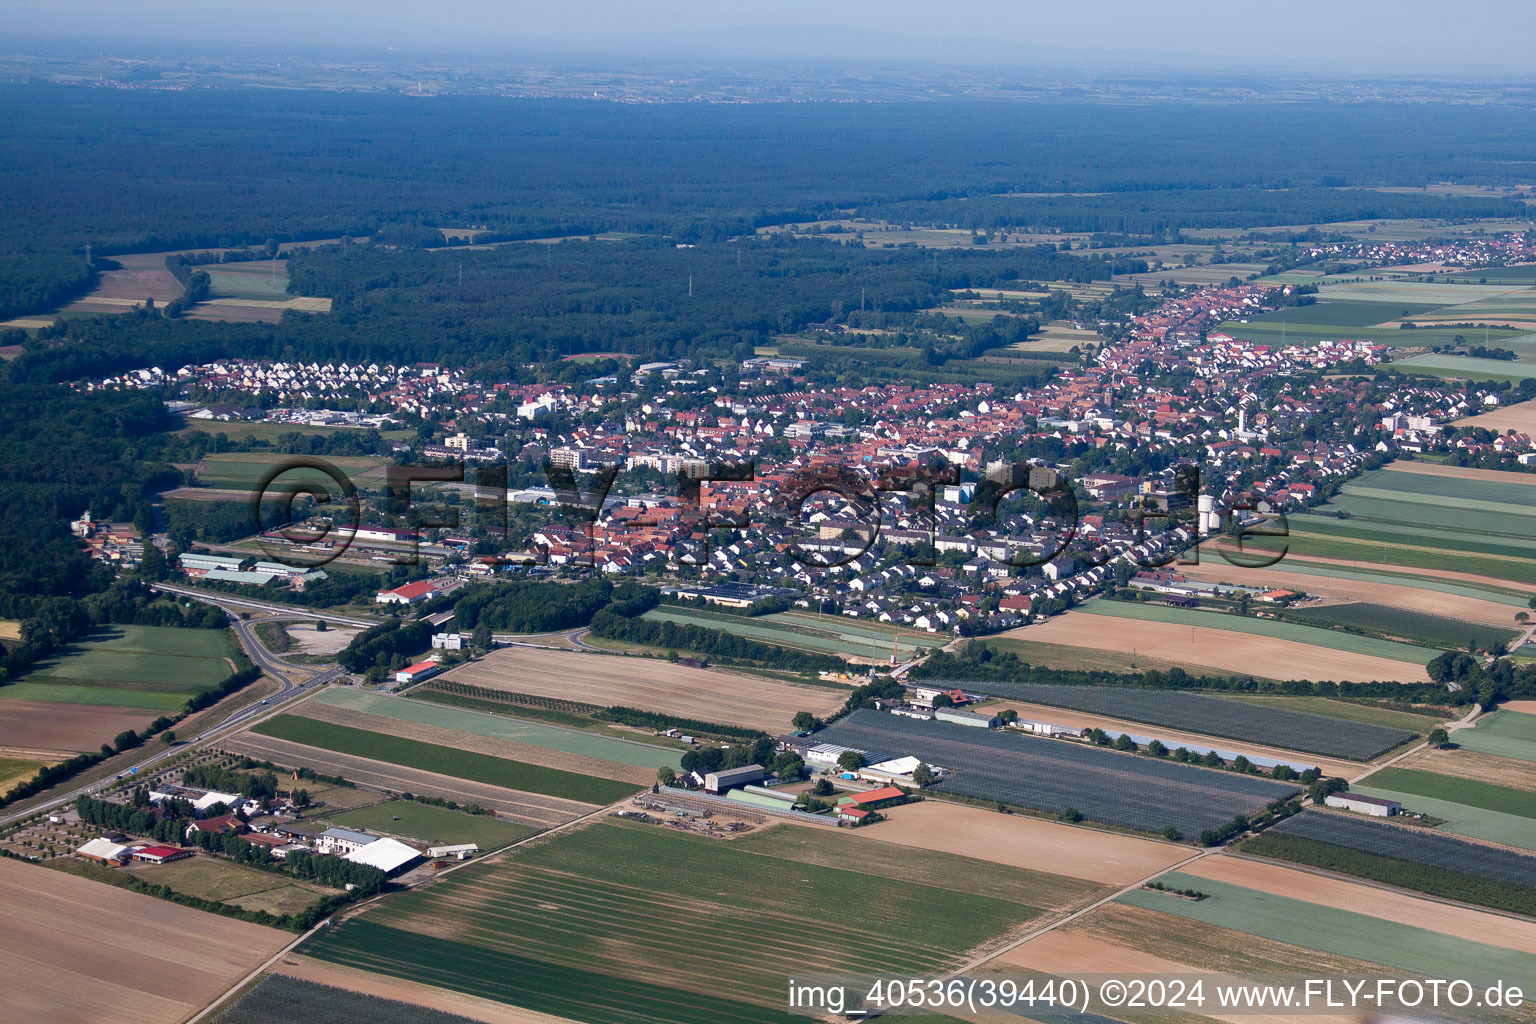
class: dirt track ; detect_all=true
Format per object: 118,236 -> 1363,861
0,858 -> 287,1024
219,733 -> 592,827
442,647 -> 845,732
1006,614 -> 1429,684
1174,560 -> 1520,628
291,698 -> 655,785
867,800 -> 1188,885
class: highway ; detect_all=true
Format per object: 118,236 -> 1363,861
0,593 -> 344,827
152,582 -> 379,628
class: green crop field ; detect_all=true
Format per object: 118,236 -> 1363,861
1351,775 -> 1536,852
1276,602 -> 1519,651
324,801 -> 536,850
0,625 -> 237,710
1389,353 -> 1536,382
1221,695 -> 1447,734
1456,709 -> 1536,763
1077,600 -> 1438,664
642,606 -> 942,659
310,688 -> 681,771
194,452 -> 387,492
1365,767 -> 1536,820
1119,872 -> 1536,982
985,635 -> 1248,678
248,715 -> 639,805
1222,558 -> 1527,607
300,819 -> 1043,1024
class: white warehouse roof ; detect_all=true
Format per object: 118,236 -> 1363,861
343,836 -> 421,873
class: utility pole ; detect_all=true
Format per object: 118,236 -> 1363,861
688,273 -> 693,299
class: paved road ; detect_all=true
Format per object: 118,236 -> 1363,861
152,582 -> 378,628
0,596 -> 342,827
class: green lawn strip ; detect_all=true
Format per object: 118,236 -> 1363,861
1076,600 -> 1438,663
1118,872 -> 1536,981
1365,767 -> 1536,819
310,687 -> 681,771
1237,526 -> 1536,586
303,920 -> 792,1024
1348,784 -> 1536,851
324,800 -> 535,850
1458,710 -> 1536,763
249,715 -> 636,804
1289,513 -> 1536,558
1356,468 -> 1536,505
0,682 -> 187,710
1240,832 -> 1536,918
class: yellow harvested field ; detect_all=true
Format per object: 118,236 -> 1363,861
1502,700 -> 1536,714
0,858 -> 288,1024
272,956 -> 584,1024
1175,560 -> 1519,628
1008,614 -> 1428,683
1457,397 -> 1536,436
984,699 -> 1360,779
868,800 -> 1189,885
441,647 -> 846,733
1184,855 -> 1536,954
291,697 -> 656,785
993,917 -> 1362,1024
0,618 -> 21,640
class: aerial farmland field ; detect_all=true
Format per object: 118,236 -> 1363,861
300,818 -> 1047,1024
248,714 -> 639,805
815,709 -> 1301,836
0,624 -> 236,707
193,451 -> 389,493
1451,707 -> 1536,762
323,800 -> 536,851
1350,771 -> 1536,851
639,605 -> 944,660
437,645 -> 846,733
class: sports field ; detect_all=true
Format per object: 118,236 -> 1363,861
324,801 -> 536,851
438,646 -> 845,733
0,625 -> 236,711
248,715 -> 639,805
300,818 -> 1044,1024
1457,708 -> 1536,762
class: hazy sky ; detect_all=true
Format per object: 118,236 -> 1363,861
6,0 -> 1536,70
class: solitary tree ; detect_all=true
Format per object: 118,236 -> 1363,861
1427,727 -> 1451,749
912,762 -> 934,788
1059,807 -> 1083,823
1162,824 -> 1182,842
791,711 -> 818,731
931,693 -> 954,709
837,750 -> 866,772
657,766 -> 677,787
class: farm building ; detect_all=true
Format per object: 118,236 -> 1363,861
837,806 -> 870,825
376,580 -> 440,605
427,843 -> 479,860
431,632 -> 465,650
785,741 -> 889,767
394,660 -> 442,685
728,788 -> 801,812
934,708 -> 999,729
836,786 -> 908,811
317,827 -> 380,855
739,784 -> 797,803
343,836 -> 421,875
704,765 -> 765,794
907,685 -> 969,708
1326,793 -> 1401,817
130,845 -> 192,865
76,838 -> 131,865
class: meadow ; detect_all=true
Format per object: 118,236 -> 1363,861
300,818 -> 1043,1024
193,451 -> 388,493
124,854 -> 338,916
1276,602 -> 1519,651
1458,709 -> 1536,762
249,715 -> 639,805
1222,694 -> 1448,734
641,605 -> 944,660
323,800 -> 536,851
0,624 -> 237,711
